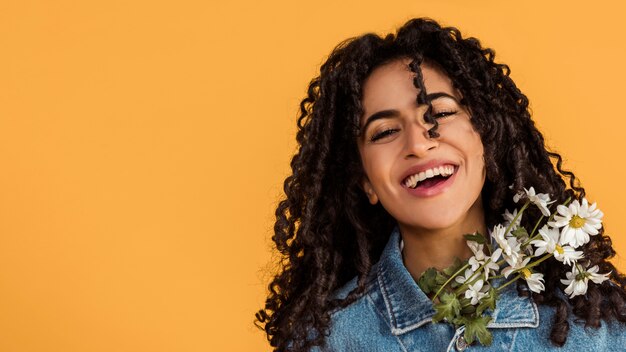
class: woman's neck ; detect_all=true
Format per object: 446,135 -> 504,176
400,198 -> 487,282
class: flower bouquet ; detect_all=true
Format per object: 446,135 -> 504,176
416,187 -> 610,346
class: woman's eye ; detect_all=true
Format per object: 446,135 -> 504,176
370,128 -> 399,142
432,110 -> 457,119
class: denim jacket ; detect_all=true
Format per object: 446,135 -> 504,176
314,227 -> 626,351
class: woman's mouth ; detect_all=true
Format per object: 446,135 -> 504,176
402,164 -> 458,197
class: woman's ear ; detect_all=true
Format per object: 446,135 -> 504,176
362,178 -> 379,205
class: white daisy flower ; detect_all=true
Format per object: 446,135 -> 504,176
587,265 -> 611,284
468,255 -> 482,272
560,264 -> 611,298
467,241 -> 485,258
465,279 -> 489,305
530,226 -> 559,256
491,224 -> 517,256
550,198 -> 603,248
492,223 -> 524,267
483,248 -> 502,280
501,256 -> 531,278
513,190 -> 524,204
502,208 -> 522,230
554,246 -> 584,266
468,242 -> 489,271
502,249 -> 522,269
561,265 -> 589,298
455,268 -> 476,285
530,226 -> 583,266
513,187 -> 554,216
522,270 -> 545,293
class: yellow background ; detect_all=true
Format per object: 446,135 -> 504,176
0,1 -> 624,351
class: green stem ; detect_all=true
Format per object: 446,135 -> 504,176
526,253 -> 553,269
521,197 -> 572,248
528,215 -> 544,239
545,196 -> 571,225
497,274 -> 522,292
454,259 -> 493,295
504,201 -> 530,239
432,262 -> 470,301
493,253 -> 553,294
502,253 -> 552,282
521,233 -> 542,249
575,262 -> 584,274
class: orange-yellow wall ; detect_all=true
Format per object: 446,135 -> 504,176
0,1 -> 624,351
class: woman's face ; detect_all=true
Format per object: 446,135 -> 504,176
357,58 -> 486,233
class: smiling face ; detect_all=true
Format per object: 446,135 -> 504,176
358,58 -> 486,234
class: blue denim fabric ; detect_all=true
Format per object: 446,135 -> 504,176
313,227 -> 626,351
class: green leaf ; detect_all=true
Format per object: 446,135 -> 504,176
435,272 -> 448,286
512,227 -> 528,239
432,293 -> 461,323
459,297 -> 476,314
452,316 -> 465,326
417,268 -> 438,294
476,287 -> 499,316
464,315 -> 493,346
464,232 -> 486,244
460,303 -> 476,315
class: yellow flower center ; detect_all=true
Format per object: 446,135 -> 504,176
555,245 -> 564,255
569,215 -> 586,229
521,268 -> 531,278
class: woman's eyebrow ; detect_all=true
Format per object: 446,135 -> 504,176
361,109 -> 400,135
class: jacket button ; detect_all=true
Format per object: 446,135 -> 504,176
455,335 -> 468,351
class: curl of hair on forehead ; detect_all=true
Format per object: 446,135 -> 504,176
407,55 -> 440,138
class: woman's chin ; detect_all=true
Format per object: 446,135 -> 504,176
397,217 -> 465,234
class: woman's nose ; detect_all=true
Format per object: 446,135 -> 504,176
403,123 -> 438,159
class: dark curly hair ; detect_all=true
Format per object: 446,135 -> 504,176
256,18 -> 626,351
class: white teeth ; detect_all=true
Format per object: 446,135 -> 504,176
404,165 -> 456,188
405,175 -> 417,188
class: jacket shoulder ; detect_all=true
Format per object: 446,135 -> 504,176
314,270 -> 403,351
515,299 -> 626,350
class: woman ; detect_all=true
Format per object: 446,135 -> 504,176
256,18 -> 626,351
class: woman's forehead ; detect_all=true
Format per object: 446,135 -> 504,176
361,59 -> 458,115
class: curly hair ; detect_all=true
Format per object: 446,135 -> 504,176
256,18 -> 626,351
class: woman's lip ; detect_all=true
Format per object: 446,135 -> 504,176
403,165 -> 459,197
399,160 -> 458,184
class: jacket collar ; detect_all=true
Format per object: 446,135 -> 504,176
375,227 -> 539,336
